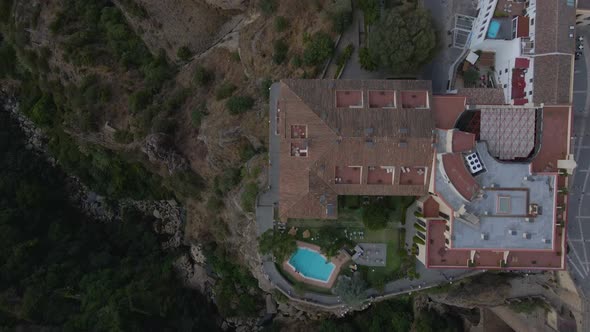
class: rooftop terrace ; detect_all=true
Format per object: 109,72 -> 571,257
436,142 -> 557,250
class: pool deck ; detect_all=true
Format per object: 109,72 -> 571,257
282,241 -> 350,288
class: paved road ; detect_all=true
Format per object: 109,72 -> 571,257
256,83 -> 280,235
340,7 -> 389,80
567,27 -> 590,331
420,0 -> 476,93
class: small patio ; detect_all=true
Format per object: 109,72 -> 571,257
335,166 -> 362,185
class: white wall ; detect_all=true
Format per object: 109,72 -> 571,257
471,0 -> 500,48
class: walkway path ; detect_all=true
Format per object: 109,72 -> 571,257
256,83 -> 281,235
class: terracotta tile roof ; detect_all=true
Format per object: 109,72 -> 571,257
533,55 -> 573,105
531,106 -> 571,173
431,95 -> 466,129
534,0 -> 576,55
278,79 -> 435,220
441,153 -> 481,201
452,130 -> 476,153
457,88 -> 506,105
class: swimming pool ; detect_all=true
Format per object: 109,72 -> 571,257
487,20 -> 501,39
288,247 -> 335,283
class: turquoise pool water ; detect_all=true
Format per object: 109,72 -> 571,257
288,247 -> 335,282
488,20 -> 501,39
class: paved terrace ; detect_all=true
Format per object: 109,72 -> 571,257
437,141 -> 557,250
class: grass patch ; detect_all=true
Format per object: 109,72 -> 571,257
508,298 -> 550,314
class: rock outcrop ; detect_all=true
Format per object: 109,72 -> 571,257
142,133 -> 189,174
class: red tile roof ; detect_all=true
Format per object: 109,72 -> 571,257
431,95 -> 466,129
441,153 -> 480,201
278,80 -> 435,220
452,130 -> 476,153
531,106 -> 571,173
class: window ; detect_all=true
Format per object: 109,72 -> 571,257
480,26 -> 485,32
531,18 -> 534,25
478,33 -> 484,39
586,17 -> 590,21
505,68 -> 508,73
503,84 -> 507,88
529,78 -> 533,83
577,14 -> 583,18
487,5 -> 493,11
529,91 -> 533,95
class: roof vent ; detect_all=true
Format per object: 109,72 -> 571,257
522,232 -> 531,239
464,152 -> 484,174
542,238 -> 551,244
481,233 -> 489,240
508,229 -> 517,236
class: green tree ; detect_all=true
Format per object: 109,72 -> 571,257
193,65 -> 213,86
258,230 -> 297,261
226,95 -> 255,115
240,182 -> 259,212
273,39 -> 288,64
177,45 -> 192,61
215,82 -> 237,100
368,8 -> 437,75
260,78 -> 273,101
362,203 -> 389,230
463,68 -> 479,87
332,274 -> 367,307
259,0 -> 277,16
359,47 -> 377,71
274,16 -> 289,32
302,32 -> 334,66
359,0 -> 379,25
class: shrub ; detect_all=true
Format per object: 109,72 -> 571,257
214,167 -> 242,195
413,223 -> 426,233
114,130 -> 134,143
129,89 -> 152,113
260,78 -> 272,101
302,32 -> 334,66
273,39 -> 288,64
215,82 -> 237,100
359,47 -> 377,71
191,109 -> 205,128
206,195 -> 224,213
259,0 -> 277,16
291,54 -> 302,67
230,51 -> 240,62
193,65 -> 213,86
226,95 -> 254,115
241,182 -> 259,213
274,16 -> 289,32
177,46 -> 192,61
413,235 -> 425,245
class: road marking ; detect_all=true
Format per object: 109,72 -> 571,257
568,256 -> 587,278
571,238 -> 589,275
